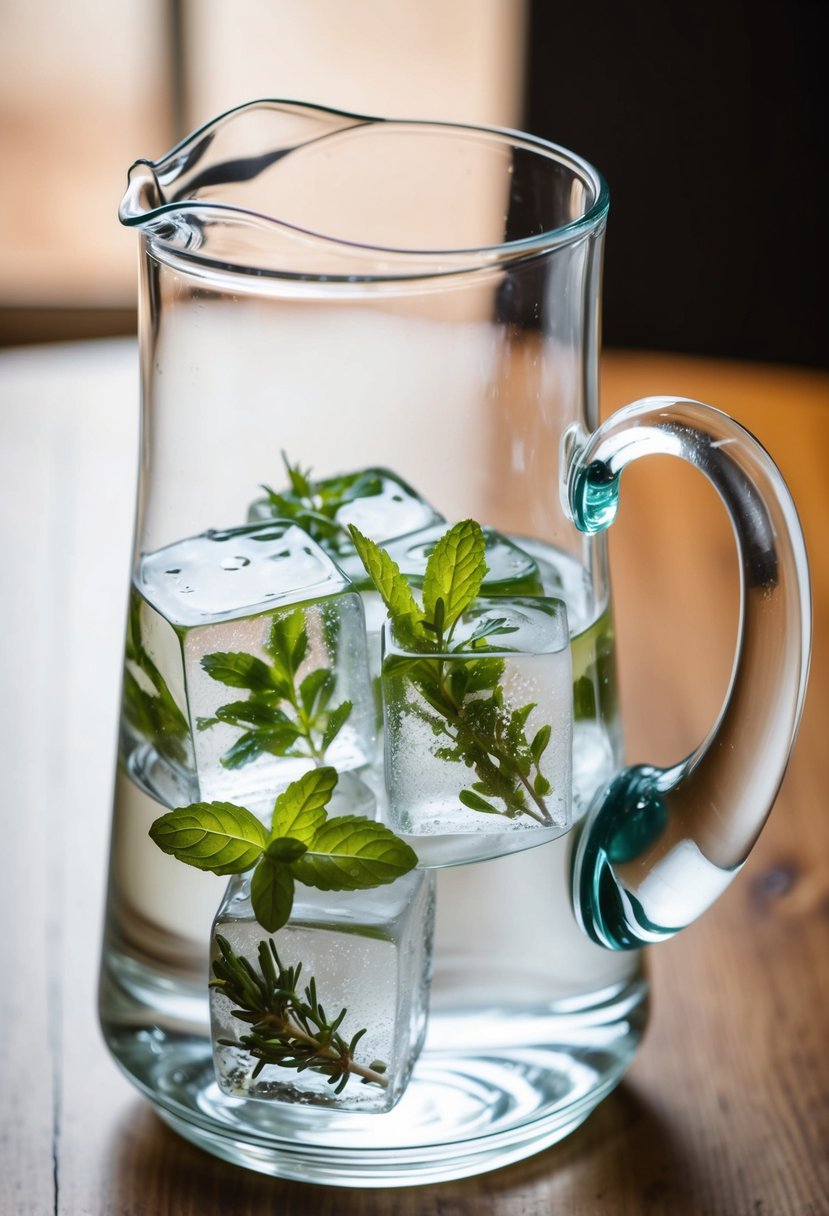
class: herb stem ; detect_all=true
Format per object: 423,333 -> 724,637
255,1010 -> 389,1088
283,680 -> 323,763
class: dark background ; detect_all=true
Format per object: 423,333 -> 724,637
524,0 -> 827,367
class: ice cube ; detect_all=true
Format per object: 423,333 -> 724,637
126,521 -> 375,801
138,521 -> 344,625
385,524 -> 544,596
210,869 -> 435,1112
248,466 -> 444,586
382,596 -> 573,861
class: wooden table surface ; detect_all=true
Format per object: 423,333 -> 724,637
2,342 -> 827,1215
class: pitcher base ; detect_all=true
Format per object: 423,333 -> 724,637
102,976 -> 647,1186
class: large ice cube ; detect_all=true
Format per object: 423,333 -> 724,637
210,869 -> 435,1112
126,521 -> 374,801
248,466 -> 444,585
382,596 -> 573,860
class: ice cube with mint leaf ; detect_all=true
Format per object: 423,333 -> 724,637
130,520 -> 374,801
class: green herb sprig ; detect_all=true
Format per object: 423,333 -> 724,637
350,520 -> 556,826
261,453 -> 383,551
211,935 -> 389,1092
196,608 -> 352,770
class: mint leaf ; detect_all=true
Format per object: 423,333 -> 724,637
214,700 -> 293,729
348,525 -> 421,624
149,803 -> 267,874
530,724 -> 552,765
299,668 -> 333,716
259,722 -> 305,755
320,699 -> 352,752
269,765 -> 338,844
292,816 -> 417,891
201,605 -> 348,767
459,789 -> 500,814
266,836 -> 309,863
266,610 -> 306,675
251,855 -> 295,932
422,519 -> 486,630
219,732 -> 268,769
200,652 -> 277,693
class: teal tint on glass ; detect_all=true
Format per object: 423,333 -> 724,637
571,461 -> 621,533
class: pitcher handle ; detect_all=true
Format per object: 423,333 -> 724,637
565,396 -> 811,950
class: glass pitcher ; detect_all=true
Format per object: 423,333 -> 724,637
100,101 -> 810,1186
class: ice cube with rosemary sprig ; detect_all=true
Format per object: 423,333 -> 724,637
351,520 -> 574,858
150,767 -> 433,1112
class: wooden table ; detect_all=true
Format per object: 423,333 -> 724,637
2,342 -> 827,1214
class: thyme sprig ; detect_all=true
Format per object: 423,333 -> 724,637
211,935 -> 388,1093
350,520 -> 556,826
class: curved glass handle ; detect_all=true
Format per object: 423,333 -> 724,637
566,397 -> 811,950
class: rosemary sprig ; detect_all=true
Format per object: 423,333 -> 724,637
196,607 -> 352,769
350,520 -> 556,826
211,935 -> 388,1093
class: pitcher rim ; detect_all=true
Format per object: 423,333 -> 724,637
120,99 -> 610,279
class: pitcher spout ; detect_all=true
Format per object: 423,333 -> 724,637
117,100 -> 371,251
120,159 -> 166,229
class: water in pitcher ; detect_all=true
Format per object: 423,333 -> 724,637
100,493 -> 644,1149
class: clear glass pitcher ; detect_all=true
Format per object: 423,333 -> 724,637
100,101 -> 810,1186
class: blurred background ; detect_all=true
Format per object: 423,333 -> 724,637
0,0 -> 825,365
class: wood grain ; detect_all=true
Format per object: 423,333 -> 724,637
1,343 -> 826,1215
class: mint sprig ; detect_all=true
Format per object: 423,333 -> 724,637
350,520 -> 556,826
148,766 -> 417,932
196,608 -> 352,769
